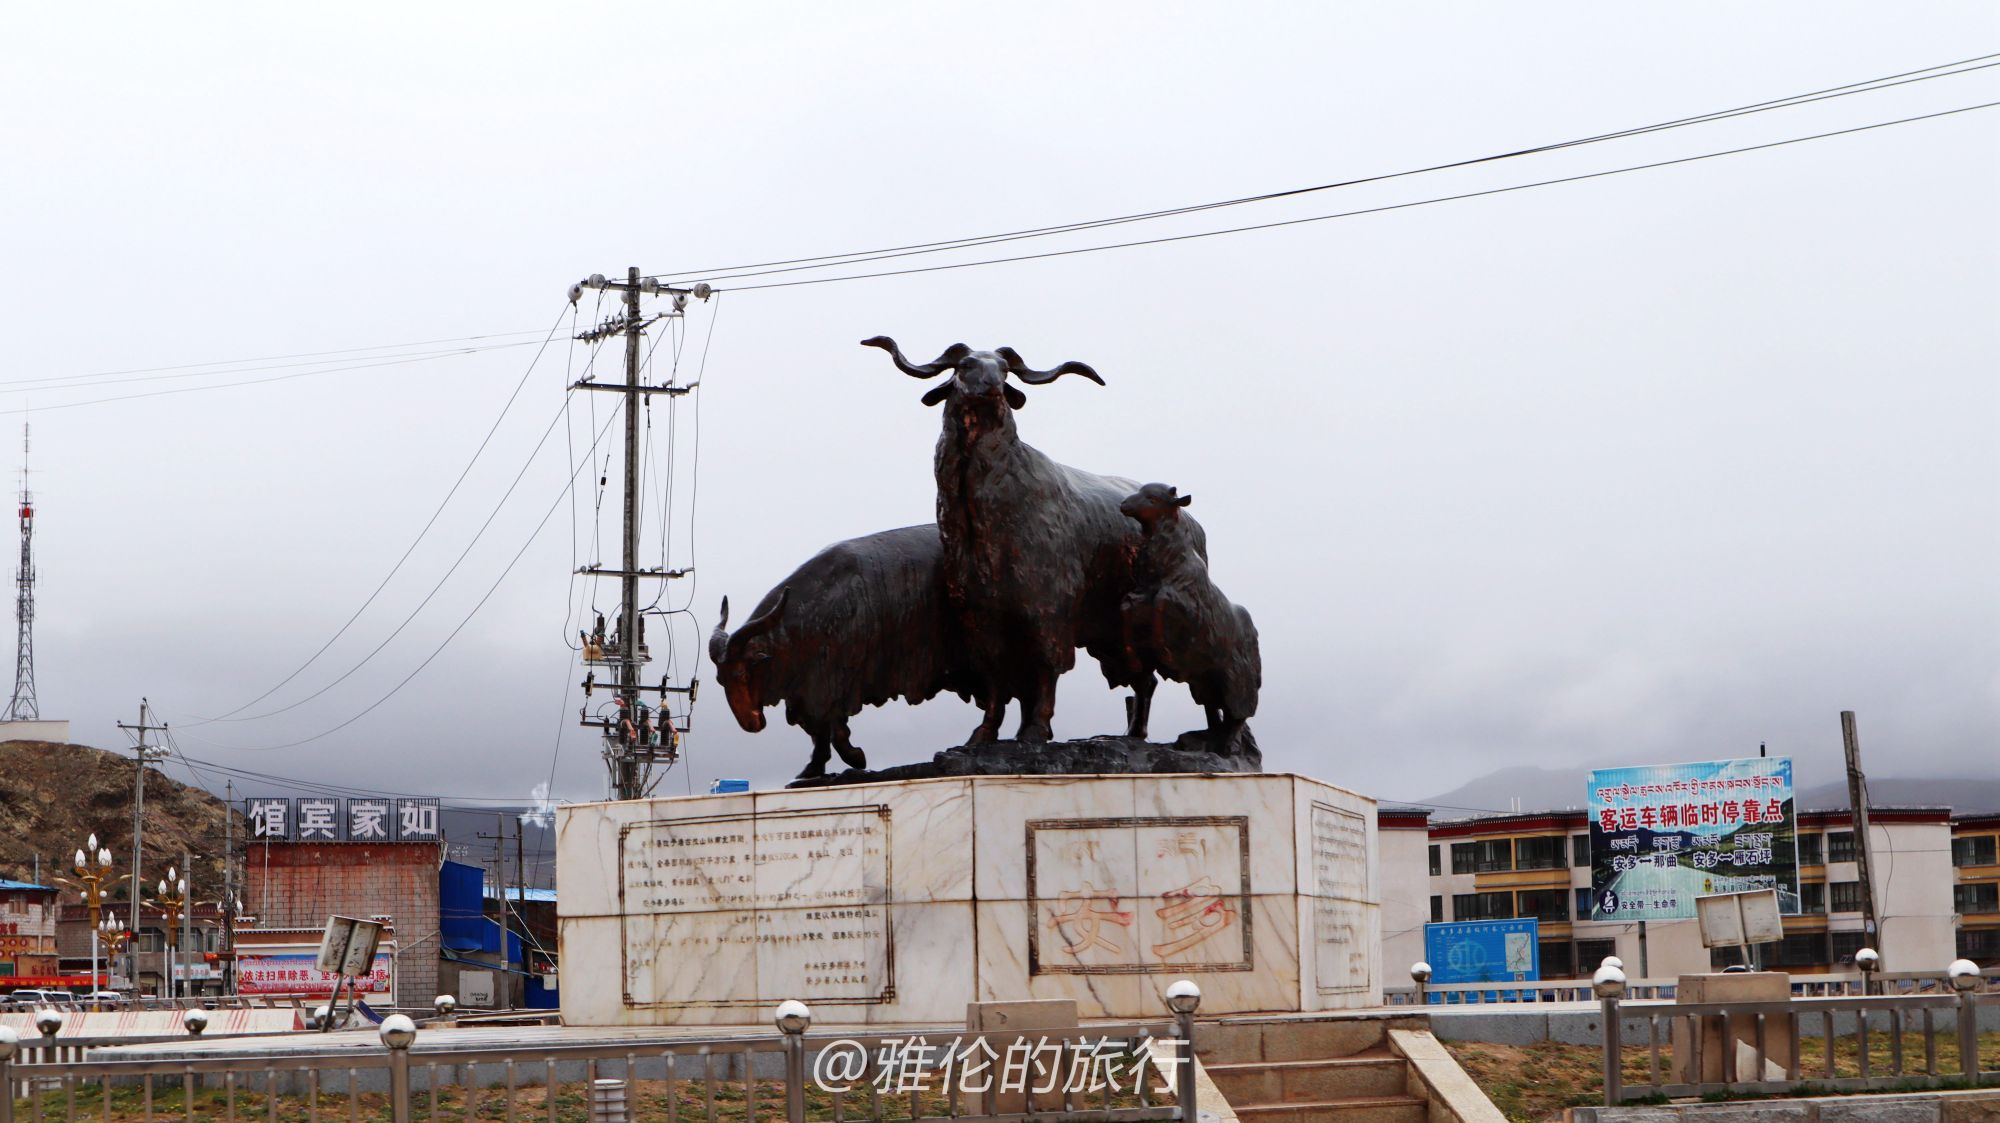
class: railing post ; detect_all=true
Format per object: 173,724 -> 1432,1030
1410,962 -> 1432,1007
774,1000 -> 812,1123
1166,980 -> 1202,1123
379,1014 -> 418,1123
1594,962 -> 1627,1105
1949,959 -> 1983,1077
0,1024 -> 16,1123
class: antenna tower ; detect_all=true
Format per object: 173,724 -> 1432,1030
5,424 -> 36,721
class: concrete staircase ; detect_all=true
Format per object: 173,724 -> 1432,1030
1196,1014 -> 1433,1123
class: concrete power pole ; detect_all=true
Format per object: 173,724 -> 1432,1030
571,268 -> 705,800
117,698 -> 169,990
1841,711 -> 1882,964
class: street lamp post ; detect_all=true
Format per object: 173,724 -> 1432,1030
97,916 -> 129,993
154,867 -> 188,1003
69,836 -> 116,1008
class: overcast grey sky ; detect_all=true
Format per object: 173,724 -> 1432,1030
2,4 -> 1994,814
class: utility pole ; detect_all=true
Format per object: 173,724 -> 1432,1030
1841,711 -> 1882,964
117,698 -> 169,992
181,847 -> 193,998
224,779 -> 235,995
570,268 -> 707,800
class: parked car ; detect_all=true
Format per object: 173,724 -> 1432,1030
5,989 -> 79,1009
82,990 -> 126,1006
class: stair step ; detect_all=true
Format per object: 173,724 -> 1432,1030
1206,1051 -> 1408,1101
1196,1018 -> 1390,1064
1234,1094 -> 1428,1123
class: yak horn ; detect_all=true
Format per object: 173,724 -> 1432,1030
708,597 -> 731,664
736,587 -> 790,638
862,336 -> 970,378
996,346 -> 1104,387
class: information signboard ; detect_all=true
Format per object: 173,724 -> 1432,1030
1588,757 -> 1798,922
1422,918 -> 1540,986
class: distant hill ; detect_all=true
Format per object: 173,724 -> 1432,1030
0,740 -> 240,899
1416,764 -> 2000,821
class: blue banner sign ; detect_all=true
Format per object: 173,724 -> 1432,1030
1423,918 -> 1540,986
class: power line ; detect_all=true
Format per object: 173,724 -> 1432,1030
0,342 -> 540,416
0,339 -> 543,396
40,329 -> 562,384
199,386 -> 586,726
651,52 -> 2000,285
194,398 -> 626,750
716,98 -> 2000,294
188,306 -> 572,723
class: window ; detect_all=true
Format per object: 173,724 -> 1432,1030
1827,830 -> 1857,864
1830,881 -> 1863,913
1452,891 -> 1514,921
1575,888 -> 1595,920
1960,928 -> 2000,960
1428,845 -> 1441,877
1429,895 -> 1443,923
1797,833 -> 1824,867
1770,933 -> 1828,967
1954,835 -> 1998,869
1451,839 -> 1511,874
1516,888 -> 1569,922
1540,941 -> 1574,978
1572,834 -> 1590,867
1830,931 -> 1867,964
1576,938 -> 1618,971
1955,882 -> 1999,915
1798,882 -> 1826,914
1710,944 -> 1748,969
1515,836 -> 1565,871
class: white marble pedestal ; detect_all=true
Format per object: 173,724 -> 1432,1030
556,773 -> 1378,1026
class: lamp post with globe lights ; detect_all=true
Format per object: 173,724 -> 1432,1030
1854,947 -> 1880,996
97,915 -> 130,991
64,836 -> 118,1007
1593,961 -> 1628,1105
1948,958 -> 1983,1075
152,867 -> 188,1002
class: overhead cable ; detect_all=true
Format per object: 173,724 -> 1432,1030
651,52 -> 2000,285
715,99 -> 2000,293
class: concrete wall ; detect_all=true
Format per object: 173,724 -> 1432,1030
1379,824 -> 1430,980
0,719 -> 70,744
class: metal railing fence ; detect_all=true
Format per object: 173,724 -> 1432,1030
1388,967 -> 1989,1006
0,990 -> 1203,1123
1598,988 -> 1997,1103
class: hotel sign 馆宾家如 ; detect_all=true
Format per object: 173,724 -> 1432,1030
1587,758 -> 1798,922
244,797 -> 442,842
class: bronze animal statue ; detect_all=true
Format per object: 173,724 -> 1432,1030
862,337 -> 1203,744
709,524 -> 973,779
1119,483 -> 1260,744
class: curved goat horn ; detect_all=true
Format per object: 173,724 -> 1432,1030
862,336 -> 970,378
708,597 -> 731,664
996,346 -> 1104,387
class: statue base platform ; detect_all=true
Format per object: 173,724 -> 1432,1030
556,771 -> 1379,1026
787,727 -> 1261,789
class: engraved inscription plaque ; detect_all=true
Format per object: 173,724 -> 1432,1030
618,804 -> 893,1007
1026,815 -> 1252,975
1311,802 -> 1370,994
